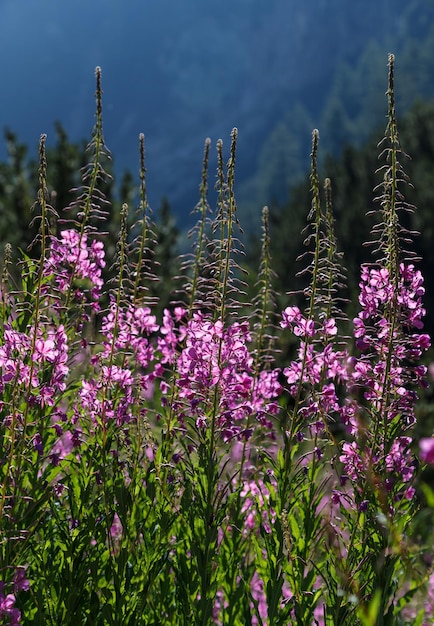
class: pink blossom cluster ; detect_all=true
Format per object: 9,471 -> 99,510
0,323 -> 69,408
174,312 -> 281,441
279,262 -> 430,504
281,306 -> 348,424
44,229 -> 106,307
158,307 -> 188,366
353,264 -> 429,362
100,296 -> 159,366
79,298 -> 160,427
339,263 -> 430,500
73,297 -> 282,441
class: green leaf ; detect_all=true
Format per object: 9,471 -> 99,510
420,481 -> 434,508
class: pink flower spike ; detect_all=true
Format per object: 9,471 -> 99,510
419,437 -> 434,464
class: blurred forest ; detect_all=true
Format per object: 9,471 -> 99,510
1,98 -> 434,340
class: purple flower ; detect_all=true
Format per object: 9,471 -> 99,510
419,438 -> 434,464
33,338 -> 56,363
13,569 -> 29,593
281,306 -> 316,337
322,317 -> 338,337
358,499 -> 369,512
0,569 -> 29,626
385,437 -> 414,483
45,229 -> 106,304
339,441 -> 366,482
281,305 -> 302,328
172,312 -> 280,440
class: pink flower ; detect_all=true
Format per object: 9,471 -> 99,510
45,229 -> 106,303
281,305 -> 301,328
385,437 -> 414,483
0,576 -> 26,625
419,438 -> 434,464
339,441 -> 365,481
323,318 -> 338,337
33,338 -> 56,362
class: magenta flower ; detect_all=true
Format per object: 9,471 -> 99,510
33,337 -> 57,363
0,582 -> 22,626
385,437 -> 414,483
336,261 -> 431,501
281,306 -> 316,338
44,229 -> 106,305
281,308 -> 350,428
281,305 -> 302,328
13,569 -> 29,593
339,441 -> 367,482
101,298 -> 158,369
172,312 -> 281,440
419,438 -> 434,464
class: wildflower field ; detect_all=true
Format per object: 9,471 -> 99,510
1,56 -> 434,625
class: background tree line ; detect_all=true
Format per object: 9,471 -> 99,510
264,99 -> 434,343
0,123 -> 179,316
1,97 -> 434,342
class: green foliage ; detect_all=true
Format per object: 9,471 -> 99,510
1,58 -> 434,626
